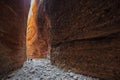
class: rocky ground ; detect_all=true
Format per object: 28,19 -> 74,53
3,58 -> 99,80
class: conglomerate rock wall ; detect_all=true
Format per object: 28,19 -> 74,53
44,0 -> 120,80
0,0 -> 30,78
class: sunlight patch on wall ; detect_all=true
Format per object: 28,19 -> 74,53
26,0 -> 40,58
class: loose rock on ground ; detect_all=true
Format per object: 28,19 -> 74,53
4,59 -> 99,80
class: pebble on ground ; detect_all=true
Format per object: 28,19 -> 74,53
3,59 -> 99,80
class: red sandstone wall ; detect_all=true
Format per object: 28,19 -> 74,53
26,0 -> 50,58
45,0 -> 120,80
0,0 -> 30,78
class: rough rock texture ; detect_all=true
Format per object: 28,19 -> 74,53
45,0 -> 120,80
0,0 -> 30,78
5,59 -> 99,80
27,0 -> 50,58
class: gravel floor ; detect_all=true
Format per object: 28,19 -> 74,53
4,59 -> 99,80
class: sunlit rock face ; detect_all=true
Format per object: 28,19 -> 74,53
45,0 -> 120,80
0,0 -> 30,78
27,0 -> 50,58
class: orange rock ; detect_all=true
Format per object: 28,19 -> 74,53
26,0 -> 50,58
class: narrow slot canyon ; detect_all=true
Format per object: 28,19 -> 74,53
26,0 -> 50,58
0,0 -> 120,80
27,0 -> 48,58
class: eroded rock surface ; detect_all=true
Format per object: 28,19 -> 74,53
27,0 -> 50,58
45,0 -> 120,80
0,0 -> 30,78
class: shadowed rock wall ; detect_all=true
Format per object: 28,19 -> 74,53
45,0 -> 120,80
0,0 -> 30,78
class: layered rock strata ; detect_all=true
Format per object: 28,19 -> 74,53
45,0 -> 120,80
0,0 -> 30,78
